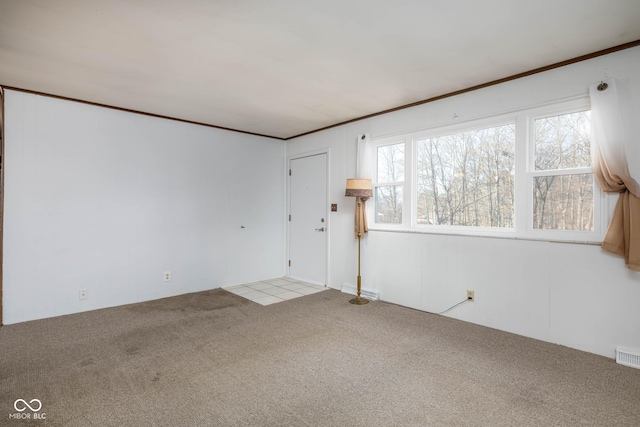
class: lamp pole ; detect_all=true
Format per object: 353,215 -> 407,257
350,196 -> 368,305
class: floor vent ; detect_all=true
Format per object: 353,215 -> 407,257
616,347 -> 640,370
341,285 -> 379,301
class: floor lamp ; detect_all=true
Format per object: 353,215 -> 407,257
345,178 -> 372,305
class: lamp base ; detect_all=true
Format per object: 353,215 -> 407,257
349,296 -> 369,305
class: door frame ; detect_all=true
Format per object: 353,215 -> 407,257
286,148 -> 330,286
0,88 -> 4,326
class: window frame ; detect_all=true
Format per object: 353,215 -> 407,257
411,117 -> 517,234
523,100 -> 604,242
368,97 -> 607,243
372,139 -> 407,228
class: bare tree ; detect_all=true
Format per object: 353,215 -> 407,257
533,111 -> 592,230
376,143 -> 404,223
416,123 -> 515,228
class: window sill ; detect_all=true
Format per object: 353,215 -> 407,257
367,226 -> 603,246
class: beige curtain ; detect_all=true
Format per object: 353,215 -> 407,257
590,78 -> 640,270
354,197 -> 369,239
353,133 -> 372,240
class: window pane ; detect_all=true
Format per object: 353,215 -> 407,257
377,143 -> 404,183
375,185 -> 402,224
535,111 -> 591,170
415,124 -> 515,227
533,173 -> 594,231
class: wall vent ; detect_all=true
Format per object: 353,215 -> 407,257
616,347 -> 640,370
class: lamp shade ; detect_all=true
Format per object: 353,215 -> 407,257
345,178 -> 372,198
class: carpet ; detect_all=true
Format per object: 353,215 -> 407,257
1,288 -> 639,426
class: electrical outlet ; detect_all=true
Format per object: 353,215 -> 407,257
163,271 -> 171,282
79,289 -> 88,300
467,290 -> 475,302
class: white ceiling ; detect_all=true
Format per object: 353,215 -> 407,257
1,0 -> 639,140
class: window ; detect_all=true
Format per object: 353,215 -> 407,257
374,142 -> 404,224
532,110 -> 593,231
370,98 -> 603,242
415,123 -> 515,227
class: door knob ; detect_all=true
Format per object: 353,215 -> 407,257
315,227 -> 325,232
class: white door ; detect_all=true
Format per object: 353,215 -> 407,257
289,153 -> 327,285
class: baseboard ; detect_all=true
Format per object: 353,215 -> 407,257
286,276 -> 325,287
341,284 -> 379,301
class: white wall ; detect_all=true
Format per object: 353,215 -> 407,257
287,46 -> 640,358
3,90 -> 285,324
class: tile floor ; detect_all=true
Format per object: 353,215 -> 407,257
223,277 -> 327,306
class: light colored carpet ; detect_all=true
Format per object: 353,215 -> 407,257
1,288 -> 639,426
